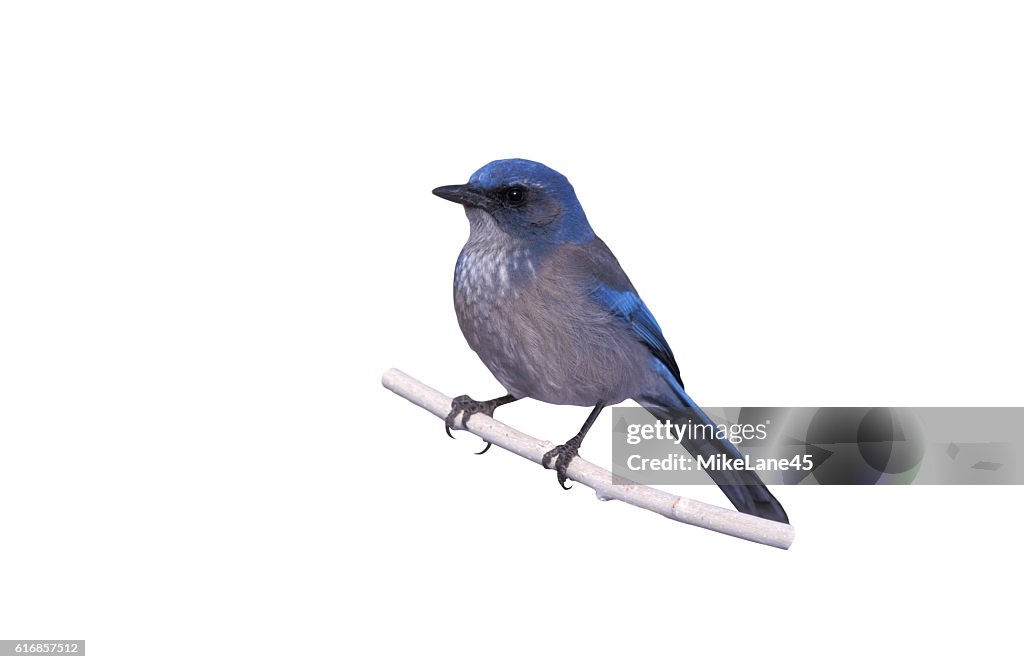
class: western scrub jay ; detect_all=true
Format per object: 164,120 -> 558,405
432,159 -> 788,524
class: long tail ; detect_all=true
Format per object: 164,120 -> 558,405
638,387 -> 790,524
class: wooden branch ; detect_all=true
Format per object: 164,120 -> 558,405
381,368 -> 795,550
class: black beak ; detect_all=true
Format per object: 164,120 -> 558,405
432,184 -> 495,210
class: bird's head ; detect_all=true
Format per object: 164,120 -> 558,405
433,159 -> 594,243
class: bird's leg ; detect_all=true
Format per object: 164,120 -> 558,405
445,393 -> 517,454
542,402 -> 606,489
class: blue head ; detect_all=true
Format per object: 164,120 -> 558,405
433,159 -> 594,244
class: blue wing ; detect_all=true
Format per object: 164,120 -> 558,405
589,283 -> 683,387
561,241 -> 789,522
554,236 -> 685,389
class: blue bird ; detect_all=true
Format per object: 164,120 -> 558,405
432,159 -> 788,523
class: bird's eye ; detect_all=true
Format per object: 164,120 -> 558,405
504,186 -> 526,205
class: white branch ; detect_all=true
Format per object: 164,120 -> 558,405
381,368 -> 795,550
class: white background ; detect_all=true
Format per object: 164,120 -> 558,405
2,1 -> 1022,666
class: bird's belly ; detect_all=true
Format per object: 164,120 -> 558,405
454,263 -> 647,406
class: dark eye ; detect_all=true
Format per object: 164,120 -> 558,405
504,185 -> 526,205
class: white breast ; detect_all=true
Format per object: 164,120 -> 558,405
455,210 -> 536,299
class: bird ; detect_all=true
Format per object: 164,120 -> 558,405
432,158 -> 789,524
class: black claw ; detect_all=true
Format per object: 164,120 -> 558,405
444,395 -> 474,440
443,394 -> 511,455
542,439 -> 581,490
556,458 -> 573,489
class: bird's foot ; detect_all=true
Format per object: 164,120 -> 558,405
444,395 -> 500,454
541,436 -> 583,490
